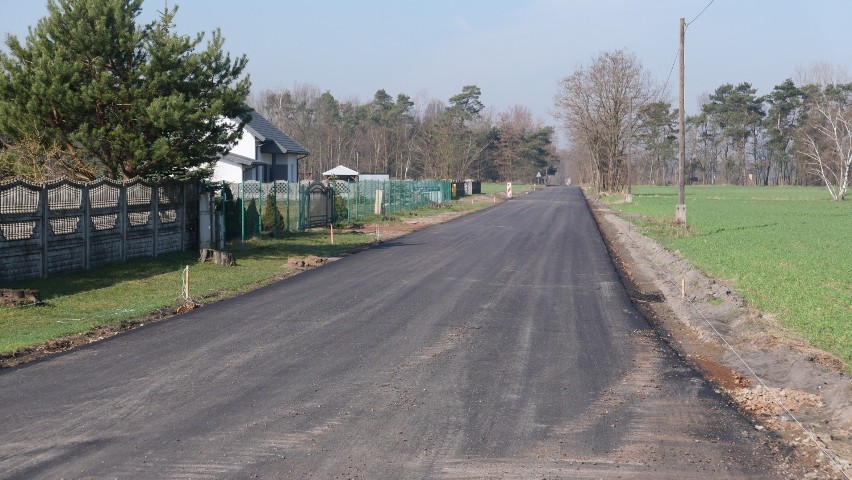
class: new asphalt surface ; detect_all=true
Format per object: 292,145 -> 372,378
0,186 -> 785,478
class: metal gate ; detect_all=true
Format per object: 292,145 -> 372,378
299,182 -> 333,230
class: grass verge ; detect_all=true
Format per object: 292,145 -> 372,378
602,185 -> 851,366
0,231 -> 373,355
0,192 -> 506,357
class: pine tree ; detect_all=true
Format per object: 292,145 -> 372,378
261,193 -> 284,234
0,0 -> 251,180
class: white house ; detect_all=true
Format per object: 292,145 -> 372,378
212,112 -> 309,183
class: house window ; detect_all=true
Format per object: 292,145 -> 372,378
272,164 -> 288,181
243,164 -> 265,182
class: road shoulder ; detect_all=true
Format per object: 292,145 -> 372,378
587,193 -> 852,479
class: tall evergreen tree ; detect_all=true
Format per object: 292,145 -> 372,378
636,101 -> 677,185
764,79 -> 806,185
701,83 -> 765,184
0,0 -> 251,180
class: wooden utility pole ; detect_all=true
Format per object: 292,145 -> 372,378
676,17 -> 687,223
626,100 -> 633,203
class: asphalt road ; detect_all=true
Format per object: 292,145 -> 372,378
0,186 -> 785,479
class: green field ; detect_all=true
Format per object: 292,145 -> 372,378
604,186 -> 851,366
480,182 -> 535,196
0,193 -> 503,357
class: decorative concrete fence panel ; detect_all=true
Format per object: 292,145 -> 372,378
0,178 -> 199,284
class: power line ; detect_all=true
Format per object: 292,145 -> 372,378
686,0 -> 715,28
661,49 -> 680,96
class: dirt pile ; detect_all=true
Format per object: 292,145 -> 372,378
733,385 -> 824,416
286,255 -> 328,269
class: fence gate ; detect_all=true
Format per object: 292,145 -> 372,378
299,182 -> 332,230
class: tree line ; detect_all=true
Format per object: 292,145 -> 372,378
0,0 -> 554,185
555,50 -> 852,200
250,84 -> 556,182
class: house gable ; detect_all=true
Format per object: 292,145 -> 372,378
244,113 -> 309,155
212,112 -> 309,183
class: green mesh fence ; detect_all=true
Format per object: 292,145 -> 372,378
331,180 -> 451,221
218,180 -> 303,241
218,179 -> 451,241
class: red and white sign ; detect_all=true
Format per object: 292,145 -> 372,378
506,182 -> 513,199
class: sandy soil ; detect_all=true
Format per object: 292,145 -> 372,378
588,194 -> 852,479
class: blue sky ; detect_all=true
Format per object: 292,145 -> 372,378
2,0 -> 851,146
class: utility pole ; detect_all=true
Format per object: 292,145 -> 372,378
676,17 -> 687,223
626,100 -> 633,203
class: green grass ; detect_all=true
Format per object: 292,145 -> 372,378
0,194 -> 507,357
480,182 -> 535,195
0,231 -> 376,355
603,186 -> 852,366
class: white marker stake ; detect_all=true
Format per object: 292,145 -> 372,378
183,266 -> 190,301
507,182 -> 513,199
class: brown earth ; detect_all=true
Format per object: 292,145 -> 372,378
588,194 -> 852,479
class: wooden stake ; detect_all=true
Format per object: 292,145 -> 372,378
183,266 -> 190,301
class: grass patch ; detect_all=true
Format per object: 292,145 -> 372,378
480,182 -> 535,195
0,231 -> 375,355
0,194 -> 505,357
607,186 -> 852,366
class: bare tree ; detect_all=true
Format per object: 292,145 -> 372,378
793,63 -> 851,200
795,62 -> 849,87
799,83 -> 852,200
554,49 -> 660,192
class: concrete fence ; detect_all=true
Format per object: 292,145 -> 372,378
0,178 -> 199,284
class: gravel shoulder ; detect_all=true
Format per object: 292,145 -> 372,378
587,193 -> 852,479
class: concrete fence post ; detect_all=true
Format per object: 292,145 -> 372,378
119,183 -> 127,262
152,183 -> 159,258
82,183 -> 91,270
39,187 -> 48,279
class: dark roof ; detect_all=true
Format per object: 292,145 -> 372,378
222,152 -> 254,166
244,112 -> 309,156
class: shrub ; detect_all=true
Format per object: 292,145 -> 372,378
332,193 -> 349,225
243,199 -> 260,238
214,184 -> 242,242
261,193 -> 285,235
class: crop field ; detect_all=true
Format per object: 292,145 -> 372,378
480,182 -> 534,196
605,186 -> 851,366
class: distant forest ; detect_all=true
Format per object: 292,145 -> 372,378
555,50 -> 851,198
250,84 -> 556,182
